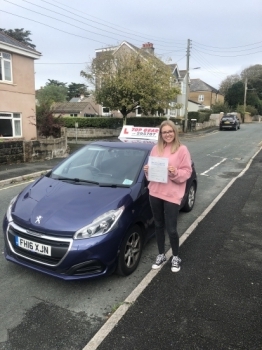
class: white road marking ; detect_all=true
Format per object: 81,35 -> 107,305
200,158 -> 227,176
83,146 -> 262,350
0,180 -> 34,191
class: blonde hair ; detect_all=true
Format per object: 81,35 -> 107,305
157,120 -> 181,154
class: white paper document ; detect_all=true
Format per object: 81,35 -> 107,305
148,156 -> 168,183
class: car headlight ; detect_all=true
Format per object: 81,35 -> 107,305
6,195 -> 18,222
74,206 -> 125,239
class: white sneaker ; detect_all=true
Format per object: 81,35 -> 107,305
171,256 -> 181,272
152,254 -> 166,269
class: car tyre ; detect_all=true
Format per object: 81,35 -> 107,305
116,225 -> 143,276
181,182 -> 196,212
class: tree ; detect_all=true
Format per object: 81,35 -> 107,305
36,84 -> 68,107
240,64 -> 262,80
46,79 -> 67,87
224,81 -> 244,109
35,104 -> 64,138
219,74 -> 240,95
211,101 -> 230,114
81,51 -> 180,124
67,83 -> 89,101
0,28 -> 36,49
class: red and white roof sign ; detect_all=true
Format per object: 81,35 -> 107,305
118,126 -> 159,142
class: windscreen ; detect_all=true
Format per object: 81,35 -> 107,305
51,145 -> 147,186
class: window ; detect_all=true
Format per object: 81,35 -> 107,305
0,52 -> 12,82
198,94 -> 204,102
0,113 -> 22,137
70,113 -> 78,117
102,107 -> 111,116
136,107 -> 142,117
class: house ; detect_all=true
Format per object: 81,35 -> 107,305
52,101 -> 98,117
94,41 -> 185,118
0,31 -> 41,140
188,79 -> 224,109
166,64 -> 187,117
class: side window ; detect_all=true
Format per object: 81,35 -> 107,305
0,52 -> 12,82
198,94 -> 204,102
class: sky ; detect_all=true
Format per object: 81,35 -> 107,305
1,0 -> 261,91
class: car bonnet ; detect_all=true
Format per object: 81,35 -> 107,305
11,176 -> 132,235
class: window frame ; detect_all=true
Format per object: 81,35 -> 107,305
0,112 -> 22,138
198,94 -> 204,102
136,106 -> 142,117
0,52 -> 13,82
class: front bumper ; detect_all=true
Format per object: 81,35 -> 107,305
3,218 -> 120,280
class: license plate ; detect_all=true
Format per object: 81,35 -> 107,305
224,121 -> 230,124
15,236 -> 51,256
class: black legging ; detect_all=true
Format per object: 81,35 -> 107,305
149,195 -> 180,256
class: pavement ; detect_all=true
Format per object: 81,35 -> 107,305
1,128 -> 261,350
89,148 -> 262,350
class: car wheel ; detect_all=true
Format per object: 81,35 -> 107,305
181,182 -> 196,212
234,125 -> 238,131
116,225 -> 143,276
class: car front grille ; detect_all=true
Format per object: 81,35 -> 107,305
7,222 -> 72,267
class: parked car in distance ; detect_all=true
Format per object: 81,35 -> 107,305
219,115 -> 240,131
3,138 -> 197,281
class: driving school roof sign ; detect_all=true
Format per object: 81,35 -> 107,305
118,126 -> 159,141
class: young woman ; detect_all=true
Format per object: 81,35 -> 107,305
144,120 -> 192,272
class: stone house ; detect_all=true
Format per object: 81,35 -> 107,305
0,31 -> 41,140
188,79 -> 224,109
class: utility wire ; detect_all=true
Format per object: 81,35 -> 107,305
0,10 -> 113,46
193,40 -> 262,50
5,0 -> 184,49
41,0 -> 186,45
193,46 -> 262,58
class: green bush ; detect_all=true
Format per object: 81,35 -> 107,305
188,111 -> 211,123
62,116 -> 183,129
62,117 -> 123,129
126,117 -> 182,127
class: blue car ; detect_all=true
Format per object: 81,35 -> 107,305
3,140 -> 197,280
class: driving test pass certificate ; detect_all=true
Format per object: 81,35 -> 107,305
148,156 -> 168,183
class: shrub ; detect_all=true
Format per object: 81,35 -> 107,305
62,116 -> 183,129
35,104 -> 64,138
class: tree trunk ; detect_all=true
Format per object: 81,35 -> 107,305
122,114 -> 127,126
120,107 -> 127,126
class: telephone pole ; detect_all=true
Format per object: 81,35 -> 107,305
184,39 -> 191,133
243,77 -> 247,123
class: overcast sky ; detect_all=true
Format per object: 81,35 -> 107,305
1,0 -> 261,91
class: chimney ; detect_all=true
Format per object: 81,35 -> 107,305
141,42 -> 154,55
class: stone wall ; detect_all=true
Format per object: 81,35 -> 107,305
195,120 -> 216,130
0,128 -> 68,165
24,136 -> 68,162
67,127 -> 120,139
0,141 -> 24,164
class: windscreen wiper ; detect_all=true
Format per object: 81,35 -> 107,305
56,177 -> 99,185
99,183 -> 129,188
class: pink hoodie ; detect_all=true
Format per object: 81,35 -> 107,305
147,144 -> 192,205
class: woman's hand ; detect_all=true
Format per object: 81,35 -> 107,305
168,165 -> 177,174
144,165 -> 149,173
